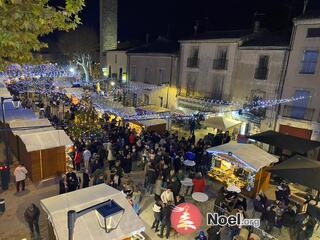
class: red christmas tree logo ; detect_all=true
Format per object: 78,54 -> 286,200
171,203 -> 202,234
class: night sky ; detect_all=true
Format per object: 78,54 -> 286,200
52,0 -> 320,44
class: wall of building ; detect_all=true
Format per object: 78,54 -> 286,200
105,50 -> 127,80
128,54 -> 179,86
281,19 -> 320,122
179,40 -> 239,100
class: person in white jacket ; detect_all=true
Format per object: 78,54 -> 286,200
160,187 -> 175,204
14,163 -> 28,192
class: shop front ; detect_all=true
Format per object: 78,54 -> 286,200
207,143 -> 279,197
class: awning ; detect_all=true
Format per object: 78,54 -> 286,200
139,119 -> 167,127
9,119 -> 54,136
40,184 -> 145,240
138,105 -> 170,113
0,101 -> 36,123
207,143 -> 279,171
249,130 -> 320,154
268,155 -> 320,190
203,116 -> 241,131
19,130 -> 73,152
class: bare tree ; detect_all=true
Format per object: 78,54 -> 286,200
58,27 -> 98,82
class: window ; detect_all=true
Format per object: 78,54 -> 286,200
190,46 -> 199,58
159,97 -> 163,107
133,93 -> 137,107
144,94 -> 149,105
300,50 -> 318,74
186,72 -> 198,96
130,66 -> 137,81
255,55 -> 269,80
187,47 -> 199,68
307,28 -> 320,38
211,75 -> 224,100
290,90 -> 311,119
119,67 -> 123,80
213,47 -> 228,70
115,54 -> 118,64
159,68 -> 165,83
108,65 -> 112,78
144,67 -> 149,83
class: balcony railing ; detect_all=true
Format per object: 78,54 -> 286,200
282,105 -> 315,121
254,67 -> 268,80
212,59 -> 228,70
300,61 -> 317,74
187,57 -> 199,68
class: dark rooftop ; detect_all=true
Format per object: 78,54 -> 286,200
127,37 -> 179,54
181,29 -> 252,41
240,30 -> 291,47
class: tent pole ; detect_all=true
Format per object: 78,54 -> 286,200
256,169 -> 263,196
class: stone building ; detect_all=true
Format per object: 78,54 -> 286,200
231,31 -> 290,133
125,38 -> 179,109
278,17 -> 320,141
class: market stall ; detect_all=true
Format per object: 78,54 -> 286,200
41,184 -> 145,240
8,118 -> 54,158
207,143 -> 279,197
18,129 -> 73,181
202,116 -> 241,131
0,101 -> 36,124
128,119 -> 167,134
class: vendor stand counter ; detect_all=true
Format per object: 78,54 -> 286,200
128,119 -> 167,135
41,184 -> 145,240
207,143 -> 279,198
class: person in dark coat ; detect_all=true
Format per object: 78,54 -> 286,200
82,169 -> 90,188
66,170 -> 79,192
24,203 -> 40,237
146,165 -> 157,194
158,202 -> 174,239
207,225 -> 222,240
59,174 -> 66,194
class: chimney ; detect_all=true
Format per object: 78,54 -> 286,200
253,20 -> 260,33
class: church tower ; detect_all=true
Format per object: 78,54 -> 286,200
100,0 -> 118,68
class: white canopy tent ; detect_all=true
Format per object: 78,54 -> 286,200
207,143 -> 279,171
139,119 -> 167,127
203,116 -> 241,131
9,118 -> 54,136
19,130 -> 73,152
41,184 -> 145,240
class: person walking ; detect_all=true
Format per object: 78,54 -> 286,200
151,200 -> 163,232
82,148 -> 91,170
74,150 -> 82,171
14,163 -> 28,192
158,201 -> 174,239
132,186 -> 142,215
82,169 -> 90,188
59,174 -> 66,194
24,203 -> 40,237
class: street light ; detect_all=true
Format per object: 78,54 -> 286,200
110,81 -> 115,86
69,67 -> 75,74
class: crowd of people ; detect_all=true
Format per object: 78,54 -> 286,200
9,90 -> 318,240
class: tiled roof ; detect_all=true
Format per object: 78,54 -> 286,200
127,38 -> 179,54
240,30 -> 291,47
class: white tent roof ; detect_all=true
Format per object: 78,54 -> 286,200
0,101 -> 36,123
9,119 -> 54,136
207,143 -> 278,171
19,130 -> 73,152
203,116 -> 241,131
41,184 -> 145,240
140,119 -> 167,127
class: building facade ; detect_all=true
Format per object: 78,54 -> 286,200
231,34 -> 289,132
104,50 -> 128,81
126,39 -> 179,109
278,18 -> 320,141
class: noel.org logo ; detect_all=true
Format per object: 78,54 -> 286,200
171,203 -> 202,234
